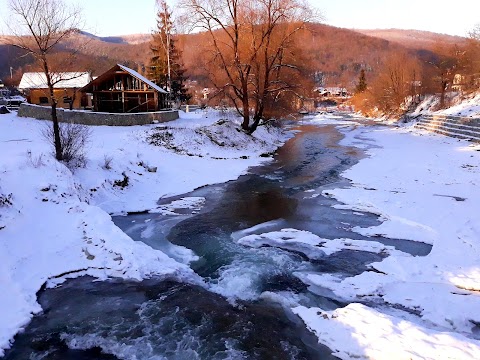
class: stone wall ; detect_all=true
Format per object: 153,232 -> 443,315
415,114 -> 480,142
17,103 -> 178,126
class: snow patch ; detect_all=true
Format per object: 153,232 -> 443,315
293,303 -> 480,360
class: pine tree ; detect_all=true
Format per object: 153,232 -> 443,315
148,1 -> 190,105
356,69 -> 367,93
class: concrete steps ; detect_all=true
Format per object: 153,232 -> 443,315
415,115 -> 480,143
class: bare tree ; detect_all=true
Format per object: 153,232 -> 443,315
470,24 -> 480,41
179,0 -> 320,133
461,24 -> 480,91
6,0 -> 83,160
424,42 -> 462,109
361,52 -> 422,116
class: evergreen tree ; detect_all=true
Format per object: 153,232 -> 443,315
356,69 -> 367,93
148,1 -> 190,105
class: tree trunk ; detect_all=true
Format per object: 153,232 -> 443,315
241,83 -> 250,130
241,112 -> 250,130
43,57 -> 63,161
248,116 -> 262,134
440,79 -> 447,109
51,100 -> 62,160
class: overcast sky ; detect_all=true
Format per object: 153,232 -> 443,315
1,0 -> 479,37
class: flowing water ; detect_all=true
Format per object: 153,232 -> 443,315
4,116 -> 431,359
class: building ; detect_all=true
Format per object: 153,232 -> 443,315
80,64 -> 169,113
18,72 -> 91,109
314,87 -> 349,98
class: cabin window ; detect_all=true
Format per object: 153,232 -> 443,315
39,97 -> 48,104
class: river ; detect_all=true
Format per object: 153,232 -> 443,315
4,116 -> 431,359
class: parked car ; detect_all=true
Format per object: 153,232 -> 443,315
0,89 -> 26,110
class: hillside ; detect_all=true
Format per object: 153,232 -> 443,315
179,23 -> 422,89
0,25 -> 454,90
355,29 -> 467,51
77,31 -> 152,45
0,32 -> 151,84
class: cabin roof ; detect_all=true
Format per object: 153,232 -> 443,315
81,64 -> 168,94
18,72 -> 91,90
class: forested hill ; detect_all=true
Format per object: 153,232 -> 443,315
355,29 -> 467,51
0,25 -> 468,89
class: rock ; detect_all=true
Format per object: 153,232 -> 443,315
0,105 -> 10,114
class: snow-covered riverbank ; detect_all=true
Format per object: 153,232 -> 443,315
0,109 -> 290,356
260,117 -> 480,359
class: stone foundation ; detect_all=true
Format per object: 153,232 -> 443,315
17,103 -> 178,126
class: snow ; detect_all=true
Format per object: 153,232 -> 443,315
236,228 -> 406,259
287,115 -> 480,358
439,93 -> 480,117
0,109 -> 289,355
117,64 -> 168,94
293,303 -> 480,360
149,196 -> 206,215
411,92 -> 480,118
18,72 -> 92,90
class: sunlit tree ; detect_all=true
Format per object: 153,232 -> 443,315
179,0 -> 320,133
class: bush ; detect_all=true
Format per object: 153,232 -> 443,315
26,150 -> 45,168
41,122 -> 92,168
0,193 -> 13,207
102,155 -> 113,170
113,172 -> 129,188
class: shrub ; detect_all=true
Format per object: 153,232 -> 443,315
0,193 -> 13,207
102,155 -> 113,170
26,150 -> 45,168
113,172 -> 129,188
41,122 -> 92,169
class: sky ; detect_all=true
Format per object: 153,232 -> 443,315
1,0 -> 479,38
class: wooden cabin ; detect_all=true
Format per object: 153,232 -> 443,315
18,72 -> 91,109
80,64 -> 168,113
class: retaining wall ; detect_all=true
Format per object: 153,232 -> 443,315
415,114 -> 480,143
17,103 -> 179,126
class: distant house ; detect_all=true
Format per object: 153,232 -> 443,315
315,87 -> 349,98
18,72 -> 91,109
80,64 -> 169,113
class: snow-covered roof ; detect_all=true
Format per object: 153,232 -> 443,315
117,64 -> 168,94
18,72 -> 92,90
315,87 -> 347,93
